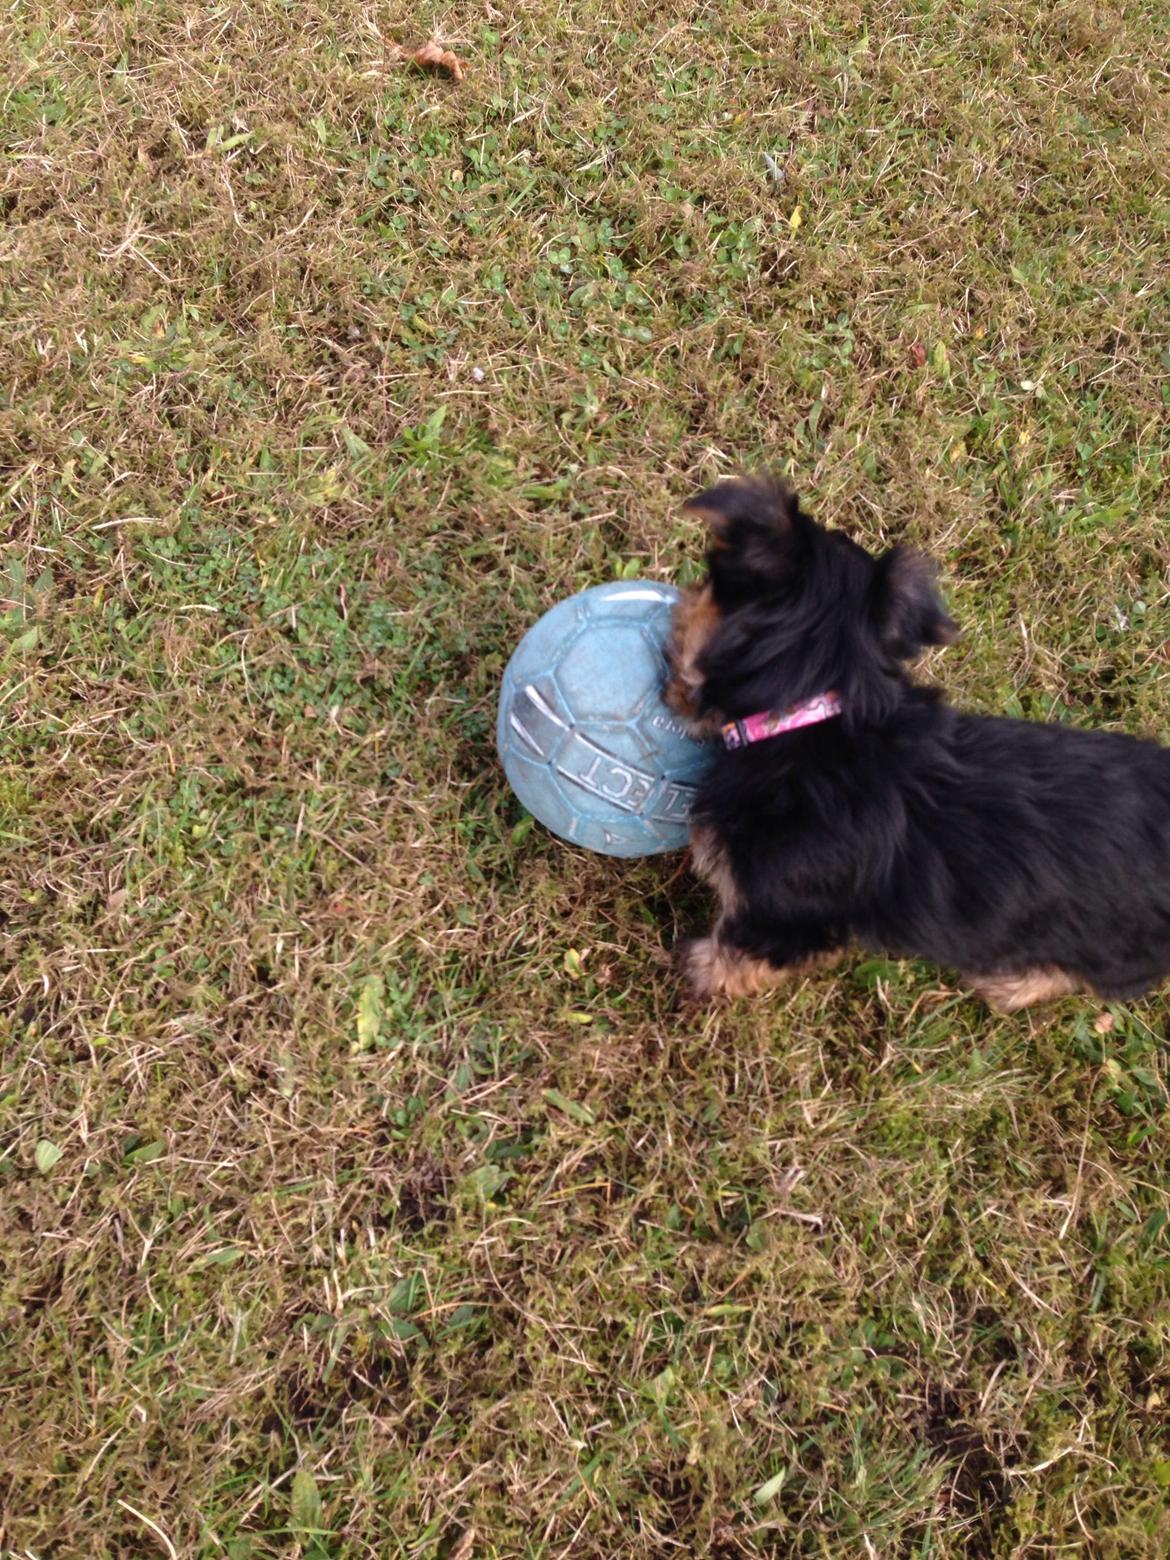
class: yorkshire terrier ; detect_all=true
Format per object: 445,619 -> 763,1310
665,476 -> 1170,1013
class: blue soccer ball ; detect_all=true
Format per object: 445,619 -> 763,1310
497,581 -> 713,857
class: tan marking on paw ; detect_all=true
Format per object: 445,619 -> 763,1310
968,967 -> 1081,1014
678,935 -> 788,999
678,927 -> 842,1001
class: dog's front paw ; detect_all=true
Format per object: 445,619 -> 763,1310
674,934 -> 794,1000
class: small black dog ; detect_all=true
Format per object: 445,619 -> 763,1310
665,476 -> 1170,1012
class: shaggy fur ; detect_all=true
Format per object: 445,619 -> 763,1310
666,476 -> 1170,1012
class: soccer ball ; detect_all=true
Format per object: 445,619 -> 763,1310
496,581 -> 713,857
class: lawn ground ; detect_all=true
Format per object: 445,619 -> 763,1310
2,2 -> 1170,1556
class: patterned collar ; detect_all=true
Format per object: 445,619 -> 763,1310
721,691 -> 842,750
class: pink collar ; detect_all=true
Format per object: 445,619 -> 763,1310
722,691 -> 842,750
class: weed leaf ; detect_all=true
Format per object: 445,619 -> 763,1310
290,1468 -> 323,1533
354,975 -> 384,1052
35,1139 -> 62,1175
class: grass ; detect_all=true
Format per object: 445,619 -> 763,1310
2,0 -> 1169,1555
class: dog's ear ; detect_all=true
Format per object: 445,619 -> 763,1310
873,547 -> 958,660
683,476 -> 803,590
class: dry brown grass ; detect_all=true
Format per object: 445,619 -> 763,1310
3,1 -> 1170,1556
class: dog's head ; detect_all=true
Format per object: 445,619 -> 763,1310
665,476 -> 957,730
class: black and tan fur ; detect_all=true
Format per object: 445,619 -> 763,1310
666,476 -> 1170,1013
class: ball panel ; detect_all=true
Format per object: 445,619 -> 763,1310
634,705 -> 695,759
500,743 -> 590,847
553,624 -> 660,724
553,726 -> 660,818
501,675 -> 572,766
645,777 -> 701,826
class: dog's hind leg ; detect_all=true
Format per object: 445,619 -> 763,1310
967,967 -> 1082,1014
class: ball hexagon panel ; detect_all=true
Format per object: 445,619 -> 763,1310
553,624 -> 658,725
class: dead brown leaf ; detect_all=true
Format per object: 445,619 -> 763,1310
393,40 -> 466,83
448,1530 -> 476,1560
